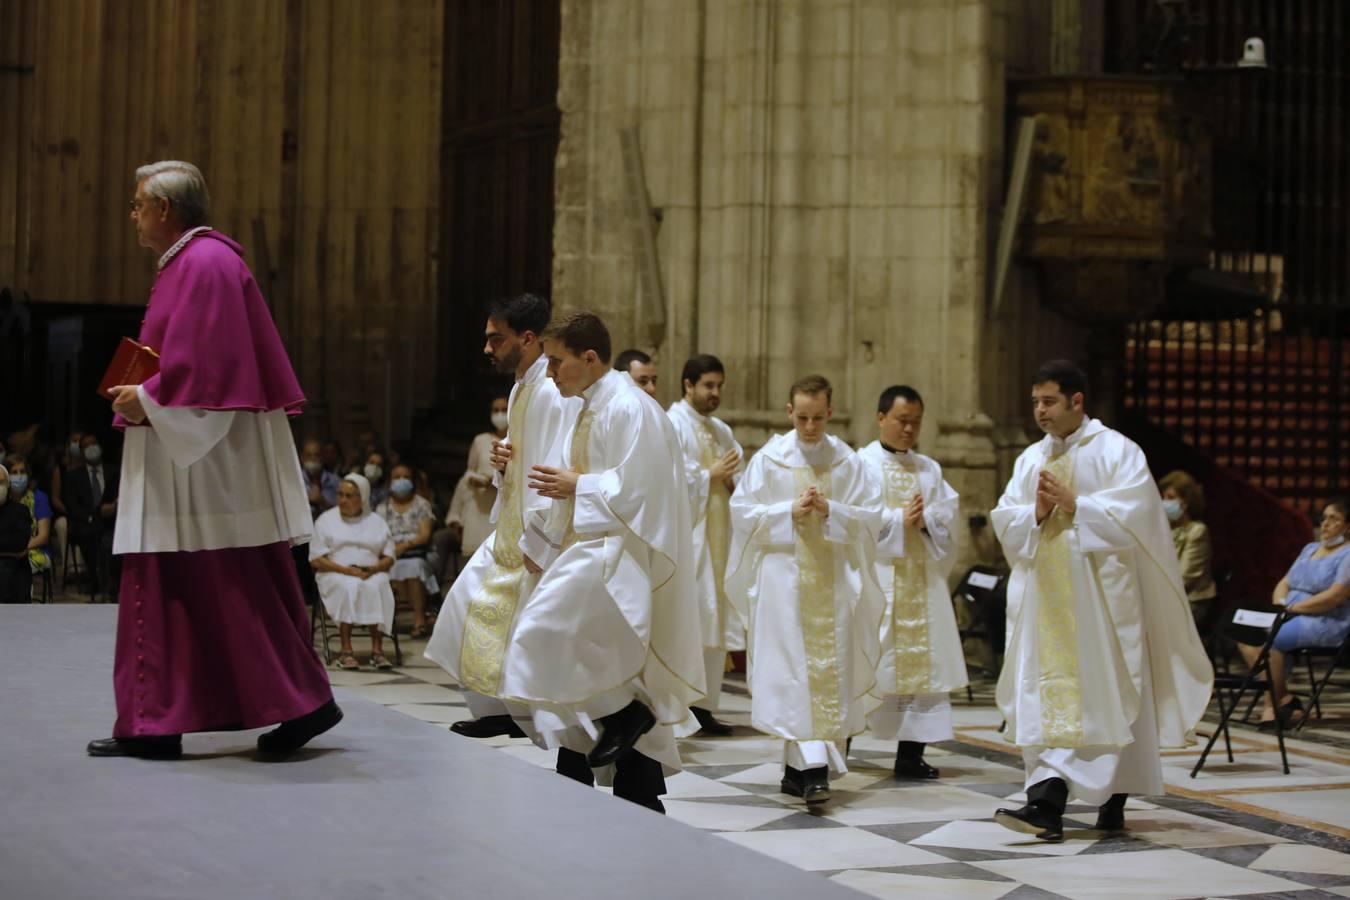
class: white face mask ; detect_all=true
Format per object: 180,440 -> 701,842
1324,533 -> 1346,549
303,459 -> 323,476
1161,499 -> 1183,522
363,464 -> 383,483
491,412 -> 510,432
84,445 -> 103,464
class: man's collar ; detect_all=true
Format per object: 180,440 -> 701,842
1047,416 -> 1092,455
521,352 -> 548,385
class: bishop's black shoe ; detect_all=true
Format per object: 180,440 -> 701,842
691,706 -> 734,736
587,700 -> 656,767
994,802 -> 1064,842
450,715 -> 527,739
256,699 -> 343,757
1095,793 -> 1128,831
87,735 -> 183,760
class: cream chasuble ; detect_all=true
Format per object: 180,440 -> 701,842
424,354 -> 580,694
668,399 -> 745,651
509,370 -> 705,772
991,418 -> 1212,801
726,433 -> 886,770
857,442 -> 967,705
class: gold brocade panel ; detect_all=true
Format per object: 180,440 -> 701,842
881,458 -> 930,695
1032,449 -> 1085,747
793,466 -> 843,739
697,422 -> 732,638
459,383 -> 536,695
558,409 -> 594,552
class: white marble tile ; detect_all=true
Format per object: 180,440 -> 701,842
396,665 -> 459,685
1252,843 -> 1350,877
824,784 -> 1006,827
830,869 -> 1016,900
681,739 -> 789,767
1110,807 -> 1286,850
325,670 -> 406,687
912,820 -> 1095,856
663,770 -> 756,799
1233,787 -> 1350,831
663,799 -> 798,832
1166,751 -> 1350,791
719,827 -> 950,871
344,682 -> 463,705
387,703 -> 470,725
980,848 -> 1309,899
715,762 -> 795,786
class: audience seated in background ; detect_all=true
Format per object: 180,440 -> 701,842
63,434 -> 119,599
0,465 -> 32,602
310,475 -> 397,670
300,438 -> 340,518
363,450 -> 390,510
1238,497 -> 1350,729
377,464 -> 439,638
445,394 -> 508,559
4,455 -> 52,577
1159,470 -> 1217,626
321,439 -> 344,479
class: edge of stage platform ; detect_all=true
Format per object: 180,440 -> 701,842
0,605 -> 865,900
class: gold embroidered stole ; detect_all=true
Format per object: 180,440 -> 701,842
881,455 -> 930,695
697,420 -> 731,638
558,409 -> 595,551
793,465 -> 842,739
1032,448 -> 1084,747
458,383 -> 535,695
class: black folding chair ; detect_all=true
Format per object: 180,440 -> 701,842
1290,634 -> 1350,729
1191,607 -> 1292,777
950,565 -> 1009,702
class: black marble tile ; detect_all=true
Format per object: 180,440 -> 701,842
682,763 -> 762,780
906,843 -> 1060,863
749,811 -> 851,831
1185,843 -> 1285,869
673,794 -> 793,809
1152,795 -> 1350,855
1261,870 -> 1350,889
852,861 -> 1020,882
856,821 -> 953,844
996,883 -> 1074,899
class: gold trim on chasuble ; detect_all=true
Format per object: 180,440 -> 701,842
458,384 -> 535,696
1032,448 -> 1084,747
558,409 -> 594,552
697,422 -> 732,640
881,457 -> 931,695
793,466 -> 843,739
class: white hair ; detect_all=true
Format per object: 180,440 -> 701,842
134,160 -> 211,228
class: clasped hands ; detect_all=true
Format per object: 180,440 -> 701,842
528,465 -> 580,500
792,486 -> 830,521
903,492 -> 926,530
707,449 -> 741,489
1036,469 -> 1076,522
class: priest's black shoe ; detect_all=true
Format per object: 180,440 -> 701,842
587,700 -> 656,767
87,735 -> 183,759
893,757 -> 940,780
450,715 -> 526,739
779,766 -> 831,804
691,706 -> 734,736
1095,793 -> 1127,831
994,802 -> 1064,842
257,699 -> 343,757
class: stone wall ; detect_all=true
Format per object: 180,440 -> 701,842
553,0 -> 1086,574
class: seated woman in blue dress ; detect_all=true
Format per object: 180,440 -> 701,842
1239,497 -> 1350,729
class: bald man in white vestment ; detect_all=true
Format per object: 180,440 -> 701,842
990,359 -> 1212,841
858,385 -> 967,779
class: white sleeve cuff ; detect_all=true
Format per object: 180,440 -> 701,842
138,386 -> 235,469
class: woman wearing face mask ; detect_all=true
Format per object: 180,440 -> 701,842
310,474 -> 397,669
445,394 -> 509,559
376,463 -> 439,638
363,451 -> 389,510
4,455 -> 53,579
1158,471 -> 1216,626
1237,497 -> 1350,729
0,465 -> 37,603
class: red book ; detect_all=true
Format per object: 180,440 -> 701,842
98,338 -> 160,400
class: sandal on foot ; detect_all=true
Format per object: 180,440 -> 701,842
370,653 -> 394,670
336,654 -> 361,670
409,625 -> 428,639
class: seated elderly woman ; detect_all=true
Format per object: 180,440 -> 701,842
309,474 -> 397,670
5,455 -> 53,578
1159,470 -> 1217,626
0,465 -> 34,603
1238,497 -> 1350,729
376,464 -> 439,638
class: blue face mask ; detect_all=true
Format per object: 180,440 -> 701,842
1161,498 -> 1183,522
9,474 -> 27,495
391,477 -> 415,498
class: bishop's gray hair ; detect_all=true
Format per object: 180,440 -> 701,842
134,160 -> 211,228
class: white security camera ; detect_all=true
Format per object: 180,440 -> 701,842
1239,36 -> 1267,69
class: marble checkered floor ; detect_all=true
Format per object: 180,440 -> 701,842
329,639 -> 1350,900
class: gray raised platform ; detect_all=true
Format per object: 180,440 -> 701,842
0,606 -> 862,900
